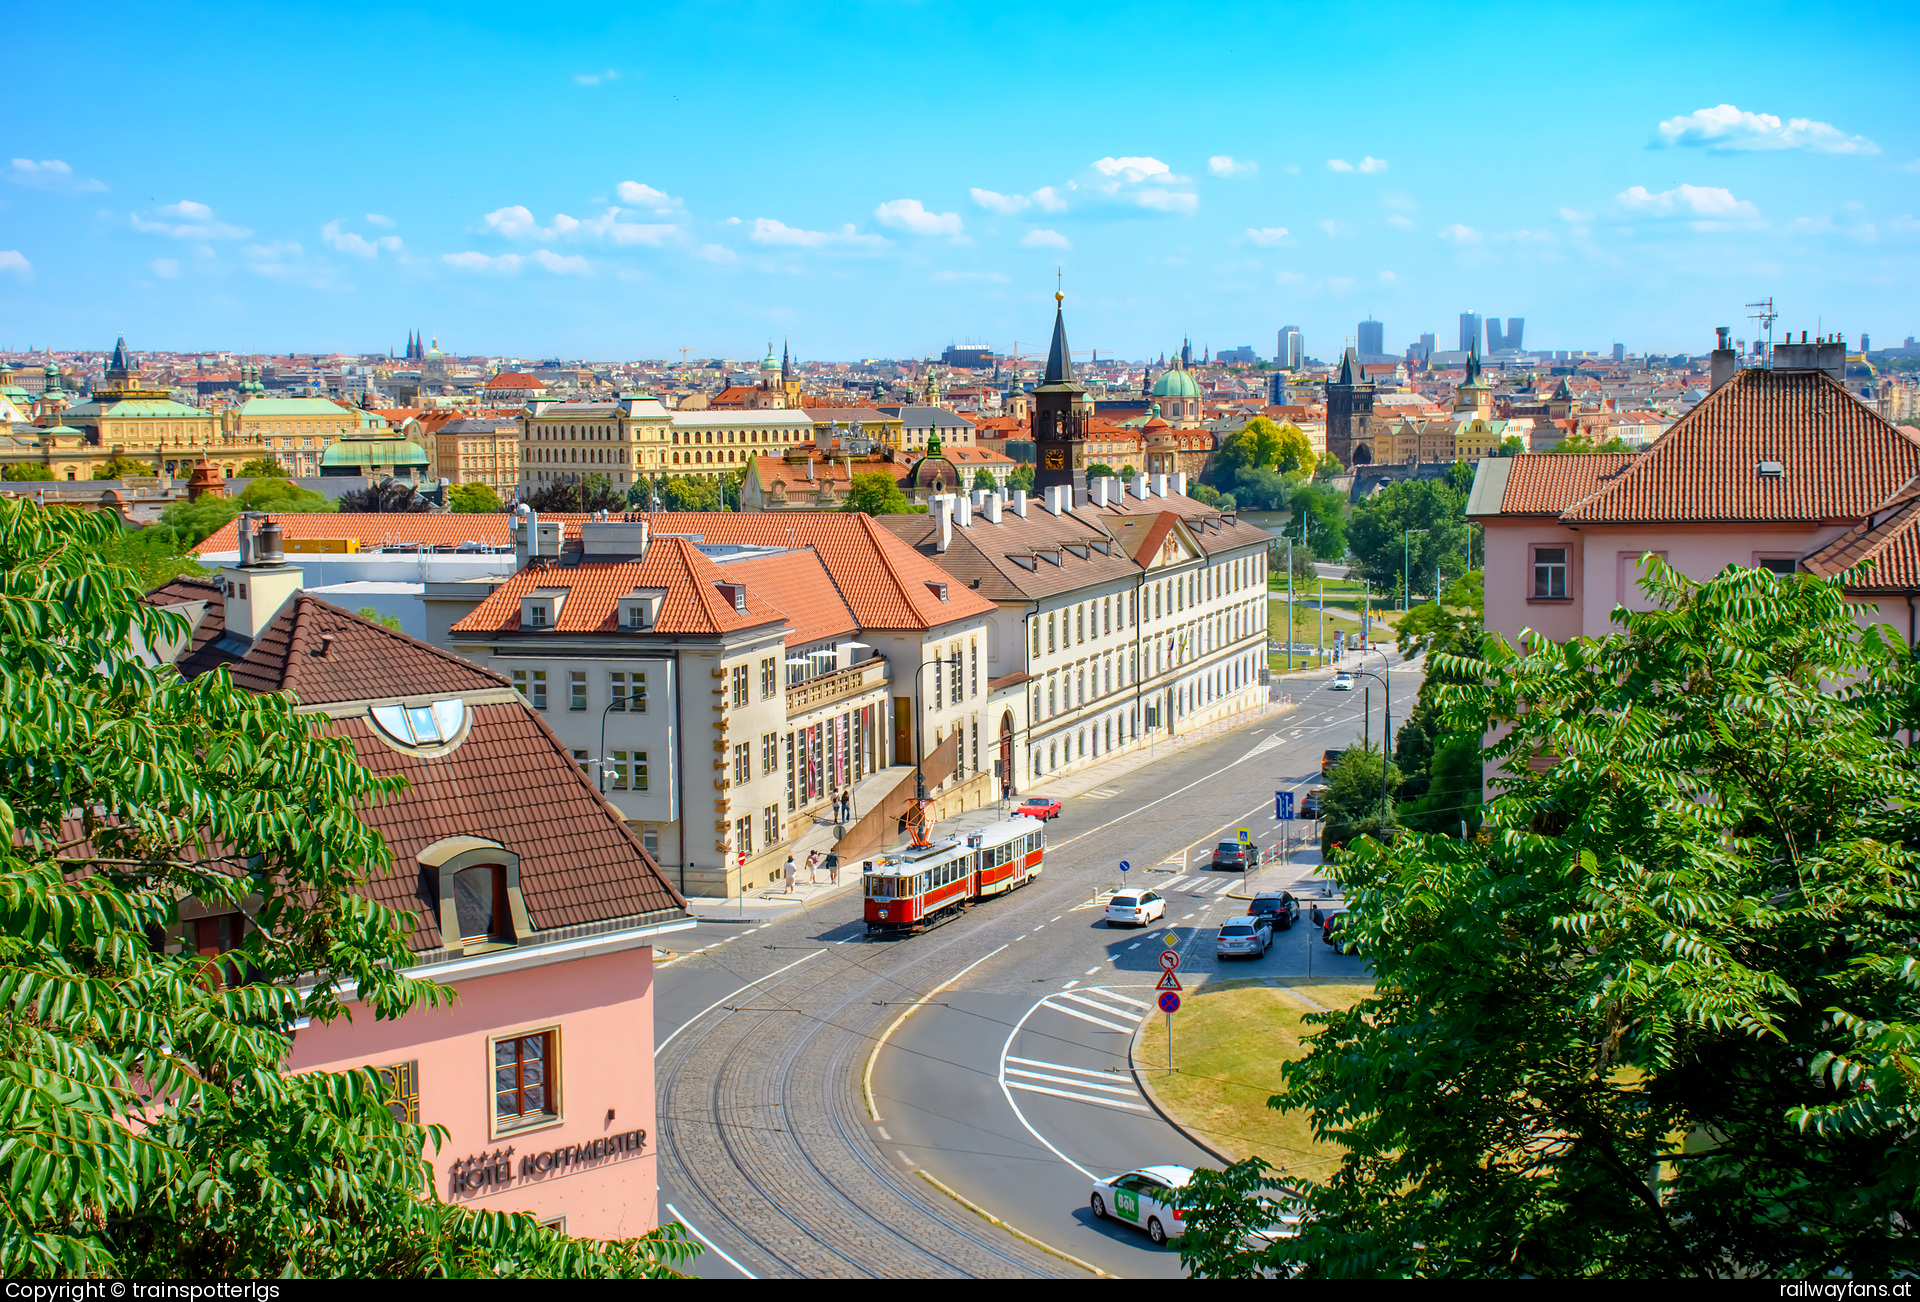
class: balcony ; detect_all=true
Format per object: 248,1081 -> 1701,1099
786,657 -> 888,717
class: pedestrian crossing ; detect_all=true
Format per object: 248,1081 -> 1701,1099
1003,1055 -> 1149,1112
1081,787 -> 1123,800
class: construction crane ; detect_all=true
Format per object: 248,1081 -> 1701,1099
677,346 -> 696,366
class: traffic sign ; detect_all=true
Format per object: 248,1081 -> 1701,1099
1119,859 -> 1130,874
1158,992 -> 1181,1013
1276,791 -> 1295,821
1163,932 -> 1179,948
1155,970 -> 1183,991
1236,827 -> 1252,846
1158,949 -> 1181,972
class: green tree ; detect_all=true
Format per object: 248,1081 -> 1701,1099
150,481 -> 335,553
1314,451 -> 1345,478
1390,571 -> 1485,834
238,478 -> 335,514
657,475 -> 723,512
237,458 -> 287,478
1086,463 -> 1118,480
1318,743 -> 1401,855
1496,434 -> 1526,457
0,501 -> 696,1277
1190,482 -> 1237,512
843,471 -> 911,516
93,456 -> 155,480
3,462 -> 56,481
1185,561 -> 1920,1279
1347,476 -> 1467,594
356,605 -> 402,631
447,481 -> 504,514
1547,431 -> 1635,454
972,466 -> 998,491
1008,463 -> 1035,494
1287,481 -> 1349,561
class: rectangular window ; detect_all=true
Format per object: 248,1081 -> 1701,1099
642,825 -> 659,858
493,1029 -> 558,1129
1077,606 -> 1085,644
1047,614 -> 1056,653
934,662 -> 943,711
572,748 -> 589,777
950,647 -> 963,700
513,669 -> 528,699
634,751 -> 648,792
785,733 -> 797,810
1103,597 -> 1111,635
530,670 -> 547,710
608,671 -> 628,711
610,750 -> 630,790
762,656 -> 778,698
763,731 -> 778,776
568,670 -> 587,711
763,804 -> 780,847
731,664 -> 749,707
1755,556 -> 1797,576
1533,547 -> 1569,599
455,864 -> 506,940
734,742 -> 750,785
631,671 -> 647,714
970,641 -> 978,698
735,815 -> 753,855
1031,620 -> 1040,658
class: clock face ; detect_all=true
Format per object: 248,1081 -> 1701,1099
1044,449 -> 1066,470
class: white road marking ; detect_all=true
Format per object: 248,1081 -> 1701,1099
1005,1066 -> 1142,1097
1084,967 -> 1101,975
1006,1054 -> 1131,1081
1085,988 -> 1151,1009
1162,875 -> 1190,890
1125,943 -> 1142,951
1005,1080 -> 1151,1111
1215,878 -> 1240,895
665,1204 -> 758,1280
1181,912 -> 1197,919
1062,980 -> 1079,989
1039,999 -> 1135,1033
876,1126 -> 892,1141
897,1150 -> 915,1166
655,949 -> 828,1057
1055,990 -> 1142,1019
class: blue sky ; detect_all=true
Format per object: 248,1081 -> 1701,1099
3,0 -> 1916,362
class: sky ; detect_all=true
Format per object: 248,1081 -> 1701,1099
3,0 -> 1917,363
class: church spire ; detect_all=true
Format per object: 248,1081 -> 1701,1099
1043,290 -> 1073,384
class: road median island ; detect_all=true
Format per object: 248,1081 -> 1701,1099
1132,978 -> 1373,1176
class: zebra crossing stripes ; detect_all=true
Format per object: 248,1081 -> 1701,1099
1002,1055 -> 1149,1112
1081,787 -> 1123,800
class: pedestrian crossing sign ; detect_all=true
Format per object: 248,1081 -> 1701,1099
1236,827 -> 1252,846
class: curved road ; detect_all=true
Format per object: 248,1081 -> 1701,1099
652,658 -> 1419,1278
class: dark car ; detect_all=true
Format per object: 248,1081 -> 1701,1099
1248,891 -> 1300,930
1299,790 -> 1324,820
1321,749 -> 1346,776
1017,795 -> 1062,820
1210,840 -> 1252,870
1321,911 -> 1357,954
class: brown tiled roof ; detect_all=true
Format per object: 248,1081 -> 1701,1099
875,506 -> 1141,602
452,536 -> 781,637
1560,370 -> 1920,525
145,578 -> 510,703
1799,485 -> 1920,591
725,549 -> 858,646
1490,454 -> 1638,516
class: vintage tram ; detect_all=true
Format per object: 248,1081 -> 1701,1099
862,815 -> 1046,935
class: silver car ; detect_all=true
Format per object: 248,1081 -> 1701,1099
1215,915 -> 1272,960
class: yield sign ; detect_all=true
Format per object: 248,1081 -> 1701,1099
1156,970 -> 1183,991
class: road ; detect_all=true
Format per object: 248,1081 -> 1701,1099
652,655 -> 1422,1278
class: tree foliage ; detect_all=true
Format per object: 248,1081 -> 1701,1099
522,474 -> 621,514
447,482 -> 503,514
336,479 -> 432,513
655,474 -> 724,512
93,457 -> 155,480
972,466 -> 999,491
356,605 -> 402,631
151,481 -> 336,553
1185,561 -> 1920,1278
843,471 -> 911,516
236,459 -> 287,479
0,502 -> 697,1277
1210,418 -> 1316,510
1392,570 -> 1485,834
1008,462 -> 1035,494
1347,476 -> 1468,593
4,462 -> 57,481
1547,431 -> 1636,455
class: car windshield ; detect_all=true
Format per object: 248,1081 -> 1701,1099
1112,894 -> 1141,906
1221,925 -> 1254,936
1216,842 -> 1241,852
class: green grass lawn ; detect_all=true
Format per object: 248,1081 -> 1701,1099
1137,979 -> 1374,1179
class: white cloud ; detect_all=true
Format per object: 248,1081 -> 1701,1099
1208,155 -> 1256,177
131,200 -> 250,240
7,158 -> 107,194
1093,156 -> 1172,183
929,270 -> 1009,283
748,218 -> 885,248
614,181 -> 682,214
1031,186 -> 1066,213
1439,224 -> 1481,243
365,213 -> 395,227
1021,228 -> 1071,249
321,220 -> 402,258
1655,104 -> 1878,155
1320,219 -> 1352,238
1558,206 -> 1594,223
1386,214 -> 1414,229
1616,183 -> 1759,219
150,258 -> 179,279
0,250 -> 31,278
1359,157 -> 1388,173
1245,227 -> 1291,245
694,243 -> 739,264
483,201 -> 682,245
1326,159 -> 1354,173
875,198 -> 964,237
574,69 -> 620,86
533,249 -> 591,274
483,204 -> 544,238
1379,270 -> 1397,282
605,220 -> 682,246
970,187 -> 1030,215
1134,188 -> 1198,214
443,251 -> 523,273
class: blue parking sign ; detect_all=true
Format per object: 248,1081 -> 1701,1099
1276,791 -> 1294,821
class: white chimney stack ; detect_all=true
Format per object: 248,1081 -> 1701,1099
956,494 -> 972,528
1011,492 -> 1028,518
1172,471 -> 1188,497
984,492 -> 1003,524
1091,478 -> 1111,507
934,494 -> 954,552
1152,474 -> 1169,498
1130,473 -> 1149,500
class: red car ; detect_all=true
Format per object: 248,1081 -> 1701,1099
1016,795 -> 1062,820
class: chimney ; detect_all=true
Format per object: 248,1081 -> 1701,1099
1130,473 -> 1149,500
580,519 -> 650,559
1171,471 -> 1188,497
983,492 -> 1003,524
1710,326 -> 1737,393
1772,333 -> 1847,382
1091,477 -> 1111,507
956,494 -> 972,529
1151,474 -> 1169,497
934,494 -> 954,552
222,518 -> 304,645
1010,491 -> 1028,518
1041,485 -> 1064,515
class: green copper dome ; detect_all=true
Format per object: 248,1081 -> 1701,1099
1150,366 -> 1201,400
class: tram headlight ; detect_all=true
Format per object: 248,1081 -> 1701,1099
878,909 -> 888,919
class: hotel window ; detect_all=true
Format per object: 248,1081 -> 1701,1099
608,671 -> 629,710
731,664 -> 749,707
569,671 -> 587,711
761,656 -> 778,698
455,864 -> 509,942
734,742 -> 750,785
764,805 -> 780,846
492,1029 -> 558,1131
1533,547 -> 1569,599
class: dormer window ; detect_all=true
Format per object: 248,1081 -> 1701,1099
622,587 -> 664,630
370,699 -> 468,749
455,864 -> 508,942
528,604 -> 550,627
521,587 -> 567,630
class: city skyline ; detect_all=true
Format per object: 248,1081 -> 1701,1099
2,0 -> 1915,360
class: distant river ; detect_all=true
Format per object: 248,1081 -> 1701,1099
1237,509 -> 1292,539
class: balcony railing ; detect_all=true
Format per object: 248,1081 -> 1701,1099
786,657 -> 888,716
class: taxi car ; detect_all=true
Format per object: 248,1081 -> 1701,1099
1017,795 -> 1062,821
1105,889 -> 1166,927
1330,671 -> 1354,691
1090,1165 -> 1193,1245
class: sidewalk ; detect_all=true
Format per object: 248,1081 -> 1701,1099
1025,693 -> 1303,806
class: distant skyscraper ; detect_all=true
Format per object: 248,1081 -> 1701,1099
1459,311 -> 1483,353
1486,320 -> 1506,352
1277,326 -> 1304,369
1357,318 -> 1384,357
1417,333 -> 1436,362
1862,333 -> 1872,353
1504,317 -> 1525,352
1612,342 -> 1625,363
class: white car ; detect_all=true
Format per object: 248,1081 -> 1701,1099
1105,888 -> 1166,927
1090,1165 -> 1193,1244
1329,672 -> 1354,691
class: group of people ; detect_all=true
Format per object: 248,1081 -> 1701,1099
772,791 -> 856,893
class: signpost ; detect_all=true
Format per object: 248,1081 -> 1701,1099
1159,947 -> 1182,1071
1276,791 -> 1294,822
1118,859 -> 1129,892
1236,827 -> 1251,846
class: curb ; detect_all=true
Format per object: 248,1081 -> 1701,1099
1126,1000 -> 1238,1169
913,1171 -> 1111,1279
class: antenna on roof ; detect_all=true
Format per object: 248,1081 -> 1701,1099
1746,297 -> 1778,364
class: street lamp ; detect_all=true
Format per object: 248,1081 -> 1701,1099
1402,529 -> 1427,610
910,652 -> 965,843
1331,650 -> 1395,829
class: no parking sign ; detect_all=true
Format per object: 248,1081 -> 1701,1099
1158,991 -> 1181,1013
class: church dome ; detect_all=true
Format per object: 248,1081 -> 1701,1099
1150,366 -> 1201,400
760,346 -> 781,372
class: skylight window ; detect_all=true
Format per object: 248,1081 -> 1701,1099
370,699 -> 468,747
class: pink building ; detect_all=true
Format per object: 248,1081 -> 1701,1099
144,557 -> 691,1239
1469,342 -> 1920,650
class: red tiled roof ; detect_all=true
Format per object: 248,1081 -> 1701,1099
485,372 -> 542,389
1799,486 -> 1920,591
451,536 -> 782,637
726,550 -> 858,646
1488,454 -> 1638,516
1560,370 -> 1920,525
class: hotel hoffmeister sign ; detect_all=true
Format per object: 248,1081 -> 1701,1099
448,1128 -> 649,1196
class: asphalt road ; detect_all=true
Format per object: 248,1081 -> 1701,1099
652,657 -> 1421,1278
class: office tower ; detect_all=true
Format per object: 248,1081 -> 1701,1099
1863,333 -> 1872,353
1277,326 -> 1304,370
1612,342 -> 1625,362
1357,318 -> 1384,357
1486,320 -> 1507,352
1505,317 -> 1525,353
1459,311 -> 1483,353
1417,333 -> 1435,362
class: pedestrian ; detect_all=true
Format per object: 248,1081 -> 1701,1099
807,850 -> 820,884
827,853 -> 840,886
783,855 -> 796,894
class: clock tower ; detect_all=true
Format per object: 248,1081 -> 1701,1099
1032,291 -> 1090,496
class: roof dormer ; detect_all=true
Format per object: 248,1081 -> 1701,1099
521,586 -> 567,629
622,586 -> 666,630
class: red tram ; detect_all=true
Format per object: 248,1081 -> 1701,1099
862,815 -> 1046,935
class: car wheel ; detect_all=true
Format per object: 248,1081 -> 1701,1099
1147,1216 -> 1168,1245
1090,1194 -> 1107,1220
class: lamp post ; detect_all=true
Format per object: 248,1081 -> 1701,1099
596,692 -> 629,793
911,653 -> 965,840
1333,654 -> 1395,828
1403,529 -> 1427,610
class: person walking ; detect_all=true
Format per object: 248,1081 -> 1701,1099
806,850 -> 820,885
827,853 -> 840,886
783,855 -> 796,894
